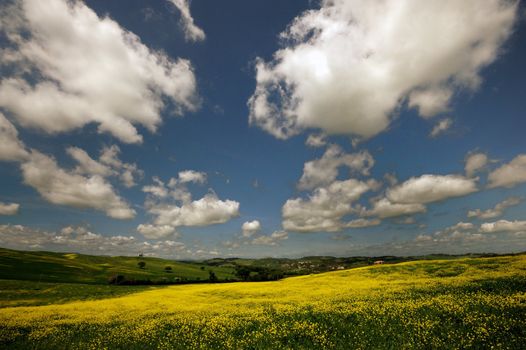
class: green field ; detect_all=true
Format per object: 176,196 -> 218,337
0,247 -> 235,284
0,253 -> 525,349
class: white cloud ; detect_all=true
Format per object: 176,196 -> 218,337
136,224 -> 178,239
142,170 -> 206,203
0,112 -> 28,162
414,219 -> 526,250
283,179 -> 379,232
0,224 -> 186,257
20,150 -> 135,219
167,0 -> 205,42
248,0 -> 517,139
420,221 -> 483,244
298,145 -> 374,190
387,174 -> 477,204
487,155 -> 526,188
0,202 -> 19,215
467,197 -> 521,219
480,220 -> 526,233
99,145 -> 143,188
363,198 -> 426,219
408,87 -> 453,118
139,175 -> 240,238
252,230 -> 288,246
465,152 -> 488,177
143,177 -> 170,198
67,147 -> 113,177
242,220 -> 261,238
0,0 -> 198,143
429,118 -> 452,138
177,170 -> 207,184
383,173 -> 398,186
450,222 -> 476,231
149,193 -> 240,227
345,218 -> 381,228
305,134 -> 327,148
66,145 -> 142,188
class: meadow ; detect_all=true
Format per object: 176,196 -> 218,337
0,254 -> 525,349
0,248 -> 235,284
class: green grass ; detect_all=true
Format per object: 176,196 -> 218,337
0,247 -> 235,284
0,279 -> 161,308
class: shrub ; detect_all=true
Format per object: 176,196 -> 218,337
108,274 -> 125,285
208,270 -> 218,282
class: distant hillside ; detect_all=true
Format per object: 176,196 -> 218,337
203,253 -> 503,277
0,247 -> 515,285
0,248 -> 235,284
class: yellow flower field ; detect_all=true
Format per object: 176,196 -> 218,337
1,255 -> 525,349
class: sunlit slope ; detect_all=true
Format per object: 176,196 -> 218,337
1,255 -> 525,349
0,248 -> 234,284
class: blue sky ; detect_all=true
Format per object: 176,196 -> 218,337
0,0 -> 525,258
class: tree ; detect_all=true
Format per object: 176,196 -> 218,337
164,266 -> 172,273
234,266 -> 252,281
138,261 -> 146,269
208,270 -> 218,282
108,274 -> 125,285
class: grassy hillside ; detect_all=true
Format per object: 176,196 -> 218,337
0,248 -> 235,284
204,253 -> 498,276
0,247 -> 505,285
1,254 -> 525,349
0,279 -> 158,308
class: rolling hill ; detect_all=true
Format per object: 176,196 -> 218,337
0,247 -> 235,284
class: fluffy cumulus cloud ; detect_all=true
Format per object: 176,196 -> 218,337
465,152 -> 488,177
298,145 -> 374,190
0,0 -> 198,143
248,0 -> 517,139
0,224 -> 187,257
487,155 -> 526,188
415,222 -> 484,245
356,219 -> 526,256
467,197 -> 522,219
177,170 -> 207,184
252,230 -> 288,246
413,219 -> 526,252
480,220 -> 526,234
138,174 -> 240,238
167,0 -> 205,42
0,201 -> 19,215
0,112 -> 28,162
0,116 -> 136,218
68,145 -> 143,188
305,134 -> 327,148
67,147 -> 113,177
429,118 -> 452,138
387,174 -> 478,204
20,150 -> 135,219
362,198 -> 426,219
283,179 -> 379,232
136,224 -> 178,240
149,194 -> 240,227
242,220 -> 261,238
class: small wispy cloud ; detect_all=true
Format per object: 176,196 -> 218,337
430,118 -> 452,138
167,0 -> 205,42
